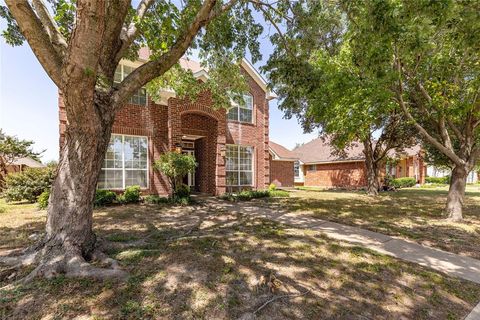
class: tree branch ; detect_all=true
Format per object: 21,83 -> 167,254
393,52 -> 464,167
31,0 -> 67,56
113,0 -> 218,108
116,0 -> 155,61
5,0 -> 63,87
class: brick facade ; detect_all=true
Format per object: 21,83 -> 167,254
303,161 -> 367,188
269,157 -> 295,187
59,66 -> 270,196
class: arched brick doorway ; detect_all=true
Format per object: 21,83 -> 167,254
180,112 -> 218,194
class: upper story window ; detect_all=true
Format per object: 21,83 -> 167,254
114,64 -> 147,106
228,93 -> 253,123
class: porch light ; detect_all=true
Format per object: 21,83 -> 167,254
175,143 -> 182,153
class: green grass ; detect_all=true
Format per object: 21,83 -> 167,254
275,185 -> 480,259
0,196 -> 479,319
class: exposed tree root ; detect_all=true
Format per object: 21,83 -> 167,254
0,240 -> 128,285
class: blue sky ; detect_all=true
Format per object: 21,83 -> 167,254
0,14 -> 318,162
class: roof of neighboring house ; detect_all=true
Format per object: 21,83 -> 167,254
293,137 -> 364,164
11,157 -> 45,168
269,141 -> 298,161
293,137 -> 422,164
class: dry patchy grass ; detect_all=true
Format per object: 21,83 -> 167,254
0,200 -> 479,319
272,185 -> 480,259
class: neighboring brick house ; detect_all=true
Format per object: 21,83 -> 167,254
269,141 -> 298,187
59,50 -> 276,195
292,138 -> 426,188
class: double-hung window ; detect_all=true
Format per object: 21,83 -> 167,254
98,134 -> 148,189
227,93 -> 253,123
114,64 -> 147,105
226,145 -> 254,189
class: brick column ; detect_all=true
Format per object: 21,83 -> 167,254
167,99 -> 181,150
216,115 -> 226,195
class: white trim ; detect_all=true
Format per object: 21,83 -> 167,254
99,134 -> 149,190
225,144 -> 255,188
303,159 -> 365,165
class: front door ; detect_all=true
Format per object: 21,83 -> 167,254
182,149 -> 195,188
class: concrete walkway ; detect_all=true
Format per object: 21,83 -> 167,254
215,201 -> 480,285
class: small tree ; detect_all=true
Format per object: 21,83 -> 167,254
154,152 -> 196,196
0,129 -> 42,189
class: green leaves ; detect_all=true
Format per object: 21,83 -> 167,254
0,6 -> 24,46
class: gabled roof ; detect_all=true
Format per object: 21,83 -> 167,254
11,157 -> 45,168
136,48 -> 276,99
293,137 -> 422,164
269,141 -> 298,161
293,137 -> 364,164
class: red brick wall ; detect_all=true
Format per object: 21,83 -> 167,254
226,69 -> 270,190
58,65 -> 269,196
303,161 -> 367,188
270,158 -> 295,187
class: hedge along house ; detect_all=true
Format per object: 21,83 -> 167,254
293,137 -> 427,188
269,141 -> 298,188
59,48 -> 276,196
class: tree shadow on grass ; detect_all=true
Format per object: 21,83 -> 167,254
1,201 -> 479,319
271,189 -> 480,259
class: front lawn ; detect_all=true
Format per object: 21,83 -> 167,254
274,185 -> 480,259
1,200 -> 479,319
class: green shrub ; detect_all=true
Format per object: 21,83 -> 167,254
175,184 -> 190,198
0,204 -> 7,213
171,196 -> 191,206
94,189 -> 117,207
391,177 -> 417,188
153,152 -> 196,197
37,189 -> 50,209
144,195 -> 169,204
221,189 -> 271,201
3,167 -> 55,202
268,183 -> 277,191
425,176 -> 450,184
269,190 -> 290,197
118,185 -> 141,204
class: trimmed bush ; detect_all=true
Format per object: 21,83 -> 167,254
3,167 -> 55,203
425,176 -> 450,184
220,190 -> 270,201
144,195 -> 169,204
175,184 -> 190,198
37,189 -> 50,209
391,177 -> 416,188
118,185 -> 141,204
94,189 -> 117,207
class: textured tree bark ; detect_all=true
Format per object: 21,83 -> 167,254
363,140 -> 380,196
446,165 -> 468,222
26,93 -> 125,280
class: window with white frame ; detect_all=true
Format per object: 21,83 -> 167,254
98,134 -> 148,189
307,164 -> 317,172
294,161 -> 300,177
227,93 -> 253,123
226,145 -> 254,188
114,64 -> 147,105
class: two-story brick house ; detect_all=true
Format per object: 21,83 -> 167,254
59,50 -> 276,196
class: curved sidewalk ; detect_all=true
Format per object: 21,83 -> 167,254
225,201 -> 480,285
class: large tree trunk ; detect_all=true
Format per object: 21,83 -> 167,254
3,95 -> 127,281
446,165 -> 468,222
363,141 -> 380,196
